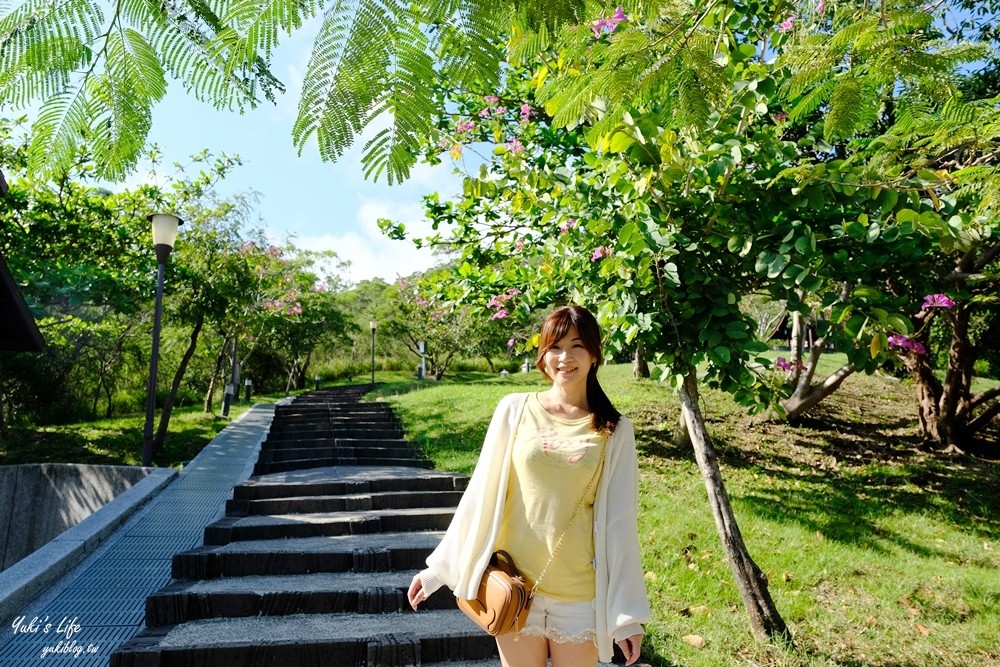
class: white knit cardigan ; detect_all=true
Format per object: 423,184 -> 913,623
418,392 -> 651,662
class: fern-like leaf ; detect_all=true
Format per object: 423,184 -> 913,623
27,86 -> 94,176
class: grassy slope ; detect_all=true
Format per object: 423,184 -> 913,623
376,361 -> 1000,667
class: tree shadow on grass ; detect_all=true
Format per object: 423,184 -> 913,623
716,432 -> 999,565
628,400 -> 999,565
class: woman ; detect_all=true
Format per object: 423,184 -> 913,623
407,305 -> 649,667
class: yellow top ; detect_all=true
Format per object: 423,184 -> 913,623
494,392 -> 606,601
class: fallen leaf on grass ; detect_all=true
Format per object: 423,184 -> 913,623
898,597 -> 920,616
915,623 -> 931,636
815,531 -> 825,541
681,634 -> 705,648
679,605 -> 710,617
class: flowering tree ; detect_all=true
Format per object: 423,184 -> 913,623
378,0 -> 1000,641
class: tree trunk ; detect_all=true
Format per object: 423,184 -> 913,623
677,371 -> 792,643
781,363 -> 855,421
204,337 -> 228,412
484,353 -> 495,373
633,342 -> 650,379
153,313 -> 204,460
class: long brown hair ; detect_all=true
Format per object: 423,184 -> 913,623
535,305 -> 621,435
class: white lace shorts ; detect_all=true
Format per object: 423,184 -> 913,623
518,594 -> 596,644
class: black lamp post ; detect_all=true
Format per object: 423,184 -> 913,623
369,319 -> 377,385
143,213 -> 183,467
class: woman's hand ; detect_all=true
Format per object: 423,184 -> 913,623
616,633 -> 643,666
407,574 -> 425,610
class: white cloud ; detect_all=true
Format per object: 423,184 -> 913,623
294,195 -> 443,284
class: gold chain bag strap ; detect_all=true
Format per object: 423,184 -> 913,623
456,448 -> 605,637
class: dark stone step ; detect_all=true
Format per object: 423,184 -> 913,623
173,532 -> 444,579
275,403 -> 392,415
227,490 -> 464,516
258,445 -> 420,464
204,508 -> 454,545
234,466 -> 468,500
260,437 -> 414,452
144,571 -> 457,625
265,426 -> 404,441
110,610 -> 497,667
253,456 -> 434,476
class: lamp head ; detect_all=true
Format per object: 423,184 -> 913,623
370,320 -> 377,331
148,213 -> 184,248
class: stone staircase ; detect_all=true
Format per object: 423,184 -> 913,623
109,386 -> 501,667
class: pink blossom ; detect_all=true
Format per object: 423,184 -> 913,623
816,0 -> 826,12
437,137 -> 450,149
287,302 -> 302,315
484,95 -> 500,104
494,106 -> 508,116
478,107 -> 491,118
416,297 -> 429,306
257,266 -> 266,278
505,137 -> 525,154
267,245 -> 283,257
519,103 -> 533,121
591,245 -> 611,262
239,241 -> 255,255
491,308 -> 509,320
487,295 -> 503,309
922,293 -> 956,309
506,288 -> 521,297
888,334 -> 910,350
515,237 -> 525,250
773,112 -> 788,122
888,334 -> 927,356
397,274 -> 409,290
559,219 -> 576,234
778,14 -> 796,33
775,357 -> 792,371
507,337 -> 515,348
456,120 -> 476,134
592,6 -> 628,37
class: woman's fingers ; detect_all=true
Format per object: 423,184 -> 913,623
617,633 -> 643,666
407,576 -> 424,610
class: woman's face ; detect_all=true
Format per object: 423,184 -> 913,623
542,325 -> 596,389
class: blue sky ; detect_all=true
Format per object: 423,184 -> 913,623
136,20 -> 463,285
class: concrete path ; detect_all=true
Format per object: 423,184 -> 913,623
0,404 -> 274,666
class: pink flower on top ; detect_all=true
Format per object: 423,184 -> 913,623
456,120 -> 476,134
478,107 -> 491,118
492,308 -> 509,320
520,103 -> 533,121
921,293 -> 956,309
515,237 -> 525,250
560,219 -> 576,234
506,137 -> 525,154
484,95 -> 500,104
778,14 -> 796,33
507,337 -> 516,348
592,6 -> 628,37
816,0 -> 826,12
591,245 -> 611,262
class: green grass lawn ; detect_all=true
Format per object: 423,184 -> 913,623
0,396 -> 285,467
376,361 -> 1000,667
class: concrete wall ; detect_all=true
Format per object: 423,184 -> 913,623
0,464 -> 153,571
